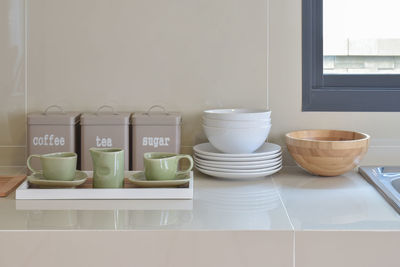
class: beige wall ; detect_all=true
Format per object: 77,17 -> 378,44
0,0 -> 26,166
27,0 -> 268,151
1,0 -> 400,166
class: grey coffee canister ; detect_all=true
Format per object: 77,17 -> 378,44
27,105 -> 81,171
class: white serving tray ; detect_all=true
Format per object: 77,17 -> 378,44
16,199 -> 193,210
15,171 -> 193,200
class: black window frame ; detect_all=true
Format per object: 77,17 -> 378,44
302,0 -> 400,111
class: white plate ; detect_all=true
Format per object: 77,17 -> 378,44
196,165 -> 282,179
195,151 -> 281,162
193,142 -> 281,158
195,162 -> 281,173
194,155 -> 282,169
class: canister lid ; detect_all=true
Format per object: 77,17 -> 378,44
28,105 -> 80,125
132,105 -> 181,126
80,105 -> 130,125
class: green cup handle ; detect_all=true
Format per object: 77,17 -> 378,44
27,154 -> 42,174
176,155 -> 194,175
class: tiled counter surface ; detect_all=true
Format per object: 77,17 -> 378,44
275,167 -> 400,267
0,167 -> 400,267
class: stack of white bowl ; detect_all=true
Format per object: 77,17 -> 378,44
202,109 -> 271,154
195,109 -> 282,179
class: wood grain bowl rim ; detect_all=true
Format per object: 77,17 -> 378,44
285,129 -> 370,143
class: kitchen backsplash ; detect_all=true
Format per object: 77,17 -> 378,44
2,0 -> 268,166
2,0 -> 400,167
0,0 -> 26,166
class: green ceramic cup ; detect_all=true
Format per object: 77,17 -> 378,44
90,148 -> 124,188
27,152 -> 77,181
144,152 -> 194,181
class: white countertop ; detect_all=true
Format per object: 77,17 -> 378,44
1,166 -> 400,231
274,167 -> 400,230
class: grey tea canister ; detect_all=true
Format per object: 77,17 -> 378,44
80,105 -> 130,170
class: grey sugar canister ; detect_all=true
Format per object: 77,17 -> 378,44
27,105 -> 81,171
80,106 -> 130,170
131,105 -> 182,170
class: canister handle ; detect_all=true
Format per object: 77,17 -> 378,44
96,105 -> 119,115
145,105 -> 169,115
43,105 -> 65,115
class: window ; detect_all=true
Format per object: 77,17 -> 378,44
303,0 -> 400,111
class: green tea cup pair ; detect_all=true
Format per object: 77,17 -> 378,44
27,152 -> 77,181
144,152 -> 194,181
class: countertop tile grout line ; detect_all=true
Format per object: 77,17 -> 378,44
292,230 -> 296,267
271,174 -> 296,267
271,175 -> 295,230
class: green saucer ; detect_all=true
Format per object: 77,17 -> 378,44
128,172 -> 190,188
28,171 -> 88,188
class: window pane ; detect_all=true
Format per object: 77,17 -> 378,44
323,0 -> 400,74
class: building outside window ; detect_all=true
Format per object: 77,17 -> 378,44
303,0 -> 400,111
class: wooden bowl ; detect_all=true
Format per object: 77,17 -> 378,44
285,130 -> 370,176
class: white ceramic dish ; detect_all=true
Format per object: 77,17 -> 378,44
195,162 -> 281,173
196,165 -> 282,179
194,142 -> 281,158
194,154 -> 282,165
203,125 -> 272,154
194,155 -> 282,169
27,171 -> 88,188
194,152 -> 281,162
128,172 -> 190,188
202,116 -> 271,128
203,108 -> 271,120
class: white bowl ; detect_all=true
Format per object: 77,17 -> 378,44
203,124 -> 271,154
203,116 -> 271,128
203,109 -> 271,121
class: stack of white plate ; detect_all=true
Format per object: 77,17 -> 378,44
194,142 -> 282,179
